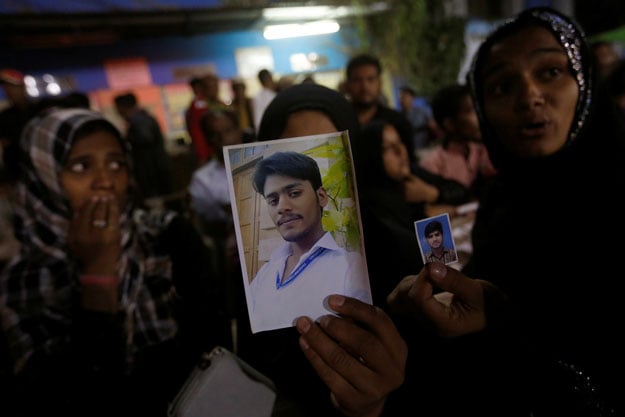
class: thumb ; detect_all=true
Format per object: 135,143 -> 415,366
425,262 -> 483,306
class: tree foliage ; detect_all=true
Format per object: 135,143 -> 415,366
352,0 -> 466,99
304,134 -> 362,252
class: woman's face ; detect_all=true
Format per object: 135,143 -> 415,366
382,124 -> 411,181
60,130 -> 129,212
481,26 -> 579,158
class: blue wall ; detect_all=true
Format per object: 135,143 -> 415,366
0,25 -> 359,98
0,0 -> 222,13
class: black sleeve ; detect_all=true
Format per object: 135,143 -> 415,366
386,284 -> 534,417
413,166 -> 472,205
159,216 -> 232,355
72,310 -> 126,373
11,309 -> 127,415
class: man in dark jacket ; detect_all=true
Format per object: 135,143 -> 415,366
345,54 -> 418,168
0,68 -> 36,184
114,92 -> 173,203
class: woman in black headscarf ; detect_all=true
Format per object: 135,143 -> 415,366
355,119 -> 471,308
242,83 -> 408,417
256,82 -> 360,142
464,7 -> 625,414
389,7 -> 625,416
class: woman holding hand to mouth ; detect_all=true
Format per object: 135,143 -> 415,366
0,108 -> 228,416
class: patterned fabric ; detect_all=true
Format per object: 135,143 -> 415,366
1,107 -> 178,371
424,247 -> 457,265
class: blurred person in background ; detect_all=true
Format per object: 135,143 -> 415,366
419,83 -> 497,200
398,85 -> 438,154
114,92 -> 173,206
228,77 -> 255,142
252,69 -> 277,135
0,68 -> 36,185
345,54 -> 418,169
354,119 -> 470,309
188,108 -> 246,353
590,40 -> 620,79
185,73 -> 228,167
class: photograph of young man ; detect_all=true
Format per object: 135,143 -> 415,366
421,218 -> 458,265
249,150 -> 371,332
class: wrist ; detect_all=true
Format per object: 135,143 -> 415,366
359,401 -> 386,417
79,274 -> 119,313
80,259 -> 118,276
79,274 -> 118,286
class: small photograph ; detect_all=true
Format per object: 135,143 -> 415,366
223,131 -> 372,334
414,213 -> 458,265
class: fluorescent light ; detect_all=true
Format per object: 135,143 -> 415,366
263,6 -> 332,20
263,20 -> 340,40
262,3 -> 390,21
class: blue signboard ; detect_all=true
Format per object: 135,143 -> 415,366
0,0 -> 222,13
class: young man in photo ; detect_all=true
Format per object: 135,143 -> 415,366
423,219 -> 457,264
249,151 -> 371,331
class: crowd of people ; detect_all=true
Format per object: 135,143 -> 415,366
1,5 -> 624,417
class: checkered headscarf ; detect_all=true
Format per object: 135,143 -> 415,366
2,108 -> 178,371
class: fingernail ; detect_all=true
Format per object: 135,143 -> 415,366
429,262 -> 447,279
327,294 -> 344,308
319,315 -> 331,329
295,316 -> 311,334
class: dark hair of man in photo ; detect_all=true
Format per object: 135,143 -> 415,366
424,219 -> 442,236
252,151 -> 323,196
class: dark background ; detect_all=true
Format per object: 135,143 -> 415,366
574,0 -> 625,36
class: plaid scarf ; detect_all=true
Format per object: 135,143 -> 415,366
1,108 -> 178,371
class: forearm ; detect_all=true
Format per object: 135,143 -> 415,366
417,168 -> 471,205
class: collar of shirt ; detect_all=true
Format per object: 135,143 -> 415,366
270,231 -> 342,261
272,232 -> 344,288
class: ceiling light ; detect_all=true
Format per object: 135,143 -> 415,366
262,3 -> 388,21
263,6 -> 334,20
263,20 -> 340,40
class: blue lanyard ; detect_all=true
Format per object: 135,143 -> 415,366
276,246 -> 328,289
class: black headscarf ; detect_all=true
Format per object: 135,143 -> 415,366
354,119 -> 397,189
256,83 -> 360,142
354,120 -> 426,307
